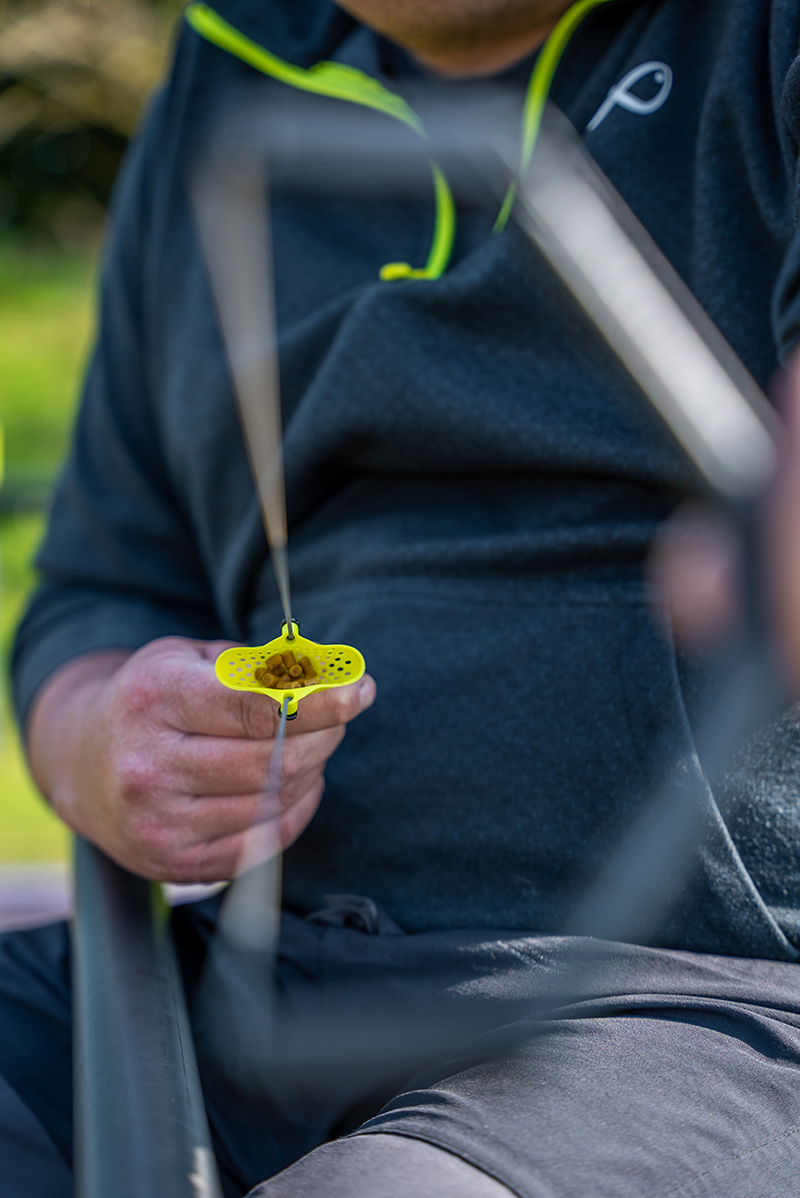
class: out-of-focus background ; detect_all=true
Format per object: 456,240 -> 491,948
0,0 -> 178,918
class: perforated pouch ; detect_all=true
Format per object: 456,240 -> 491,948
215,622 -> 365,716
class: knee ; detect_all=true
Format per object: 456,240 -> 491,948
247,1132 -> 512,1198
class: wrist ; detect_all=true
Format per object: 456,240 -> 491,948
26,651 -> 131,807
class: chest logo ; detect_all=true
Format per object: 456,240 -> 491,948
587,61 -> 673,132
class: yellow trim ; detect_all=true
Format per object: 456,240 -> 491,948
426,164 -> 457,277
380,163 -> 456,280
494,0 -> 618,233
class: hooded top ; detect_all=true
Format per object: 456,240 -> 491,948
13,0 -> 800,956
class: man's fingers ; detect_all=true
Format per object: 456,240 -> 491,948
185,761 -> 326,814
124,790 -> 293,876
280,724 -> 346,773
164,659 -> 281,738
173,792 -> 264,842
647,504 -> 740,648
199,640 -> 239,660
204,672 -> 374,739
151,829 -> 252,883
110,639 -> 274,739
155,778 -> 326,883
286,675 -> 376,736
185,775 -> 323,844
160,725 -> 346,794
216,674 -> 375,740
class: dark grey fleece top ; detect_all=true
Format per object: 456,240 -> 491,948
13,0 -> 800,956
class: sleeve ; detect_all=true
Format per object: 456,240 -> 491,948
11,69 -> 222,733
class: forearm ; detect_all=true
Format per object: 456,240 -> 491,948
27,650 -> 132,816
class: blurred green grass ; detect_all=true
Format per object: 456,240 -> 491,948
0,235 -> 97,861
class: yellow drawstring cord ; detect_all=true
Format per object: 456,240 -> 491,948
494,0 -> 618,233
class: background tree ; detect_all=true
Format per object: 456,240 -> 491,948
0,0 -> 177,242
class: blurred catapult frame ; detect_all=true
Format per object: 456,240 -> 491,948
72,86 -> 783,1198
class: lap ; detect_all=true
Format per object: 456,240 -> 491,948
4,904 -> 800,1197
247,1134 -> 512,1198
355,1003 -> 800,1197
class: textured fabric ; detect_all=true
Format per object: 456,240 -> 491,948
0,921 -> 73,1168
11,0 -> 800,950
6,905 -> 800,1197
247,1135 -> 514,1196
352,1009 -> 800,1198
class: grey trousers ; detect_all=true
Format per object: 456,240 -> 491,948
5,901 -> 800,1197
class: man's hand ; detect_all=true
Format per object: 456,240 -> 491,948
27,636 -> 376,882
648,349 -> 800,689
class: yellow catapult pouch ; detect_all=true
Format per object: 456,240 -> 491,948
215,623 -> 366,716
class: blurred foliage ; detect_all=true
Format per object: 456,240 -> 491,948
0,0 -> 175,856
0,232 -> 95,501
0,0 -> 179,242
0,512 -> 70,861
0,234 -> 97,859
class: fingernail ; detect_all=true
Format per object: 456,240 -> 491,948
359,677 -> 376,708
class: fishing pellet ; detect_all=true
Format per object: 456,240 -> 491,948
255,655 -> 320,690
254,668 -> 279,686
